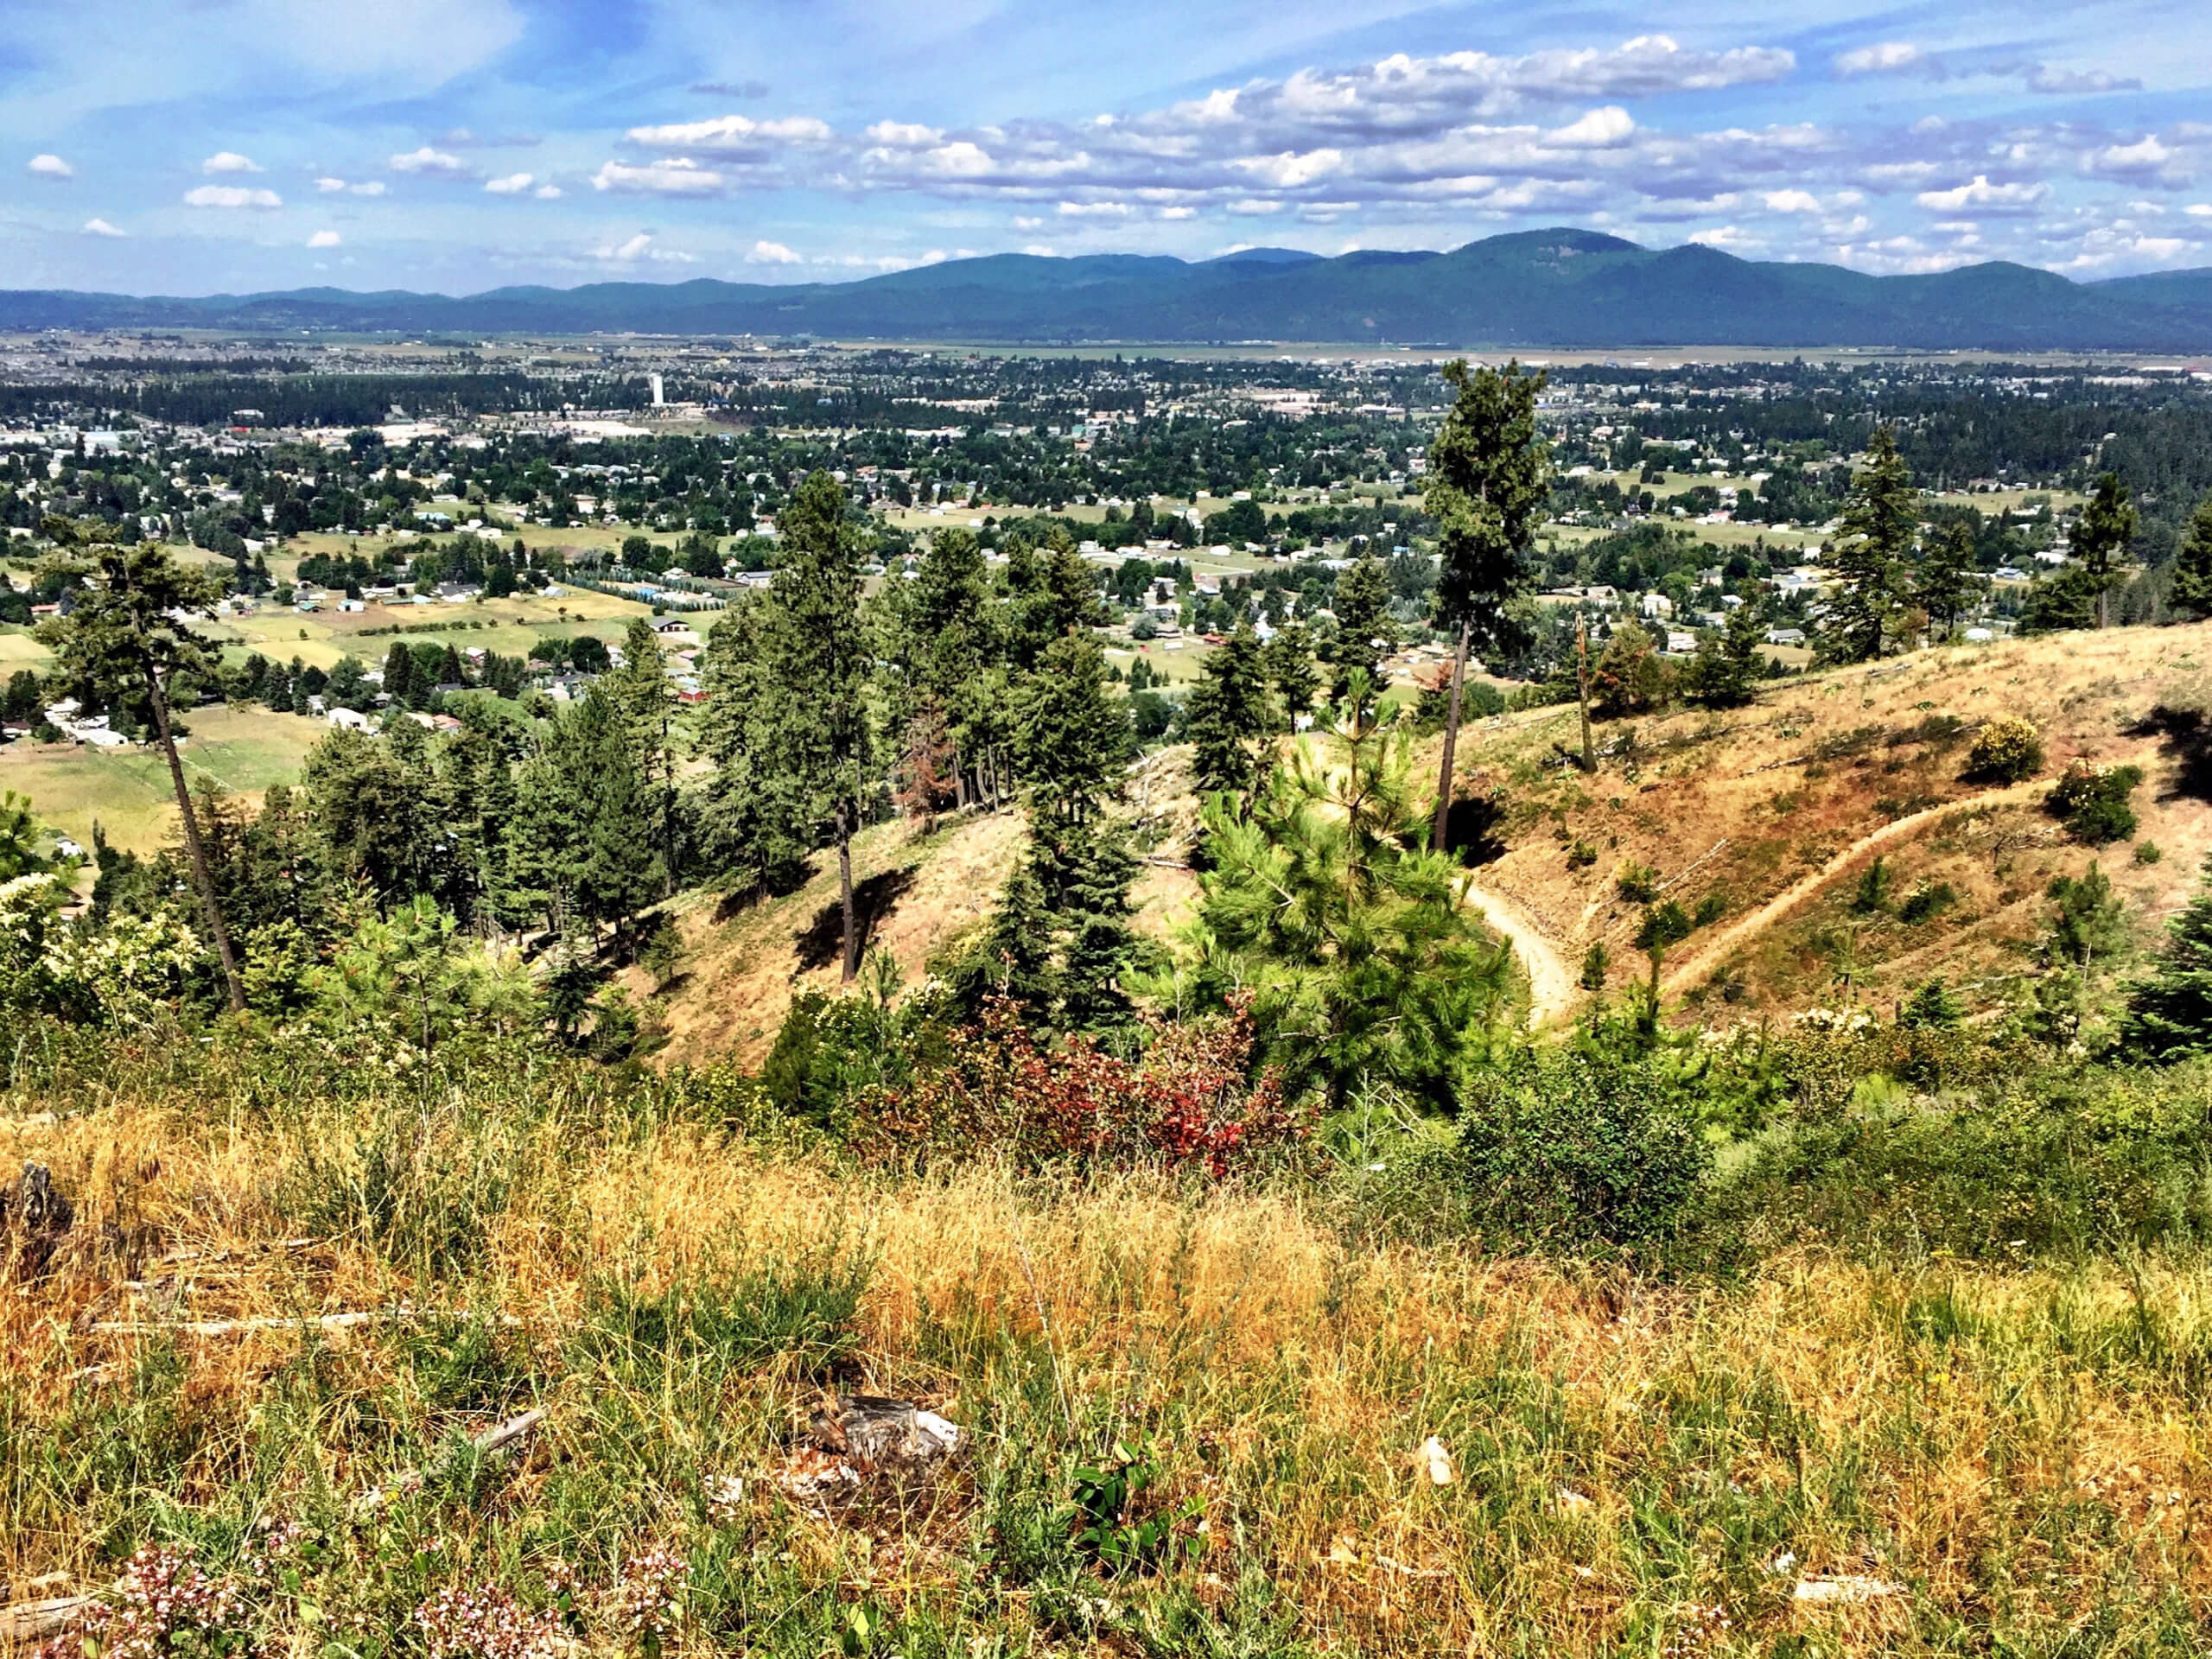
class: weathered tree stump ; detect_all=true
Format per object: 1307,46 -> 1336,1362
0,1162 -> 73,1281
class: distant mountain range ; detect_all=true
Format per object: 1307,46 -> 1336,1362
7,230 -> 2212,351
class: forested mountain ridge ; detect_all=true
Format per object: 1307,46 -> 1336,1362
7,229 -> 2212,348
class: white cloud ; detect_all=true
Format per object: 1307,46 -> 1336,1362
745,238 -> 801,263
308,229 -> 341,247
1763,188 -> 1822,213
592,157 -> 725,195
594,232 -> 698,264
1544,106 -> 1635,149
389,145 -> 468,175
1022,243 -> 1058,256
1689,224 -> 1762,250
2189,203 -> 2212,218
352,181 -> 386,197
1160,205 -> 1197,219
1834,42 -> 1923,78
315,176 -> 346,192
1011,215 -> 1044,229
27,153 -> 73,180
1057,200 -> 1132,217
484,172 -> 534,194
2087,136 -> 2176,177
534,183 -> 563,199
1915,175 -> 2049,212
201,150 -> 262,174
81,217 -> 124,237
621,113 -> 834,153
183,184 -> 283,208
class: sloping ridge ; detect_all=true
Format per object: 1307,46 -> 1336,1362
4,229 -> 2209,347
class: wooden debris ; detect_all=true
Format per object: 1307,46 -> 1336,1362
1793,1574 -> 1903,1605
1,1592 -> 100,1645
1,1162 -> 73,1281
92,1306 -> 522,1338
353,1408 -> 547,1516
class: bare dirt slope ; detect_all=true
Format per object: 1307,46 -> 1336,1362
1448,620 -> 2212,1021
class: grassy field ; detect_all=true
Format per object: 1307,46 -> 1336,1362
3,1044 -> 2209,1656
0,705 -> 326,852
204,587 -> 660,675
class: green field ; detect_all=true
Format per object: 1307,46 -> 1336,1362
0,705 -> 327,853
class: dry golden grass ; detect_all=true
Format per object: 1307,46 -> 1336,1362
7,1077 -> 2211,1654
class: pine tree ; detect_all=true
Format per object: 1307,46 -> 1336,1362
1011,630 -> 1130,824
1185,623 -> 1274,799
1822,427 -> 1914,663
2170,493 -> 2212,623
1262,620 -> 1319,731
1328,553 -> 1394,706
382,640 -> 416,708
35,518 -> 246,1009
1422,359 -> 1548,848
1688,597 -> 1767,709
1916,520 -> 1983,639
768,472 -> 876,980
2073,471 -> 2138,630
2117,857 -> 2212,1061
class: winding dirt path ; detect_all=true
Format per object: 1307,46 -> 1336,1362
1460,878 -> 1579,1028
1660,779 -> 2045,994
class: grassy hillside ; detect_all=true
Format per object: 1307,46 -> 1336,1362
645,621 -> 2212,1059
1450,621 -> 2212,1022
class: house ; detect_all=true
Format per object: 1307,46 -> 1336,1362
1664,629 -> 1699,655
326,707 -> 373,733
1640,592 -> 1675,620
1764,626 -> 1808,646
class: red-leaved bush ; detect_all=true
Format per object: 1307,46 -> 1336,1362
866,995 -> 1309,1177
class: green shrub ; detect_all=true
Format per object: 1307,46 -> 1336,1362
1964,715 -> 2044,783
1614,859 -> 1659,903
2136,841 -> 2164,866
2049,759 -> 2144,844
1899,880 -> 1957,924
1692,893 -> 1727,928
1454,1047 -> 1713,1252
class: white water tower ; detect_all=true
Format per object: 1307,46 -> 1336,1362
649,372 -> 664,406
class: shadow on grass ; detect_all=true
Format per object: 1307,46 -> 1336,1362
792,866 -> 918,972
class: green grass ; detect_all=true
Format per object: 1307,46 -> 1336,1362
0,705 -> 325,851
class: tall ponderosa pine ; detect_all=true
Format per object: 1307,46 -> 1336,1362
1262,620 -> 1319,731
2168,493 -> 2212,623
1185,623 -> 1275,799
974,630 -> 1144,1029
1421,359 -> 1548,849
1328,553 -> 1394,706
1823,427 -> 1914,664
2118,856 -> 2212,1061
693,591 -> 817,898
612,616 -> 681,894
2074,471 -> 2138,630
769,472 -> 877,981
895,527 -> 1000,806
1916,520 -> 1983,639
36,520 -> 245,1010
1688,595 -> 1768,709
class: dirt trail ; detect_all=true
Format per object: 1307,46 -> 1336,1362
1661,779 -> 2045,994
1460,877 -> 1579,1028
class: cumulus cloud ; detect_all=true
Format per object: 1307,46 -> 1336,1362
745,238 -> 802,263
595,232 -> 697,263
316,176 -> 385,196
201,150 -> 262,174
184,183 -> 283,208
484,172 -> 534,194
308,229 -> 341,247
1544,106 -> 1635,149
534,183 -> 563,199
593,157 -> 725,195
27,153 -> 73,180
1915,175 -> 2049,212
389,145 -> 468,175
1834,42 -> 1924,78
1763,188 -> 1822,213
81,217 -> 124,236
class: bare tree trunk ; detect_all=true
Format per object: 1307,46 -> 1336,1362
1576,618 -> 1596,773
837,806 -> 859,983
951,743 -> 968,810
1430,618 -> 1470,854
147,671 -> 245,1013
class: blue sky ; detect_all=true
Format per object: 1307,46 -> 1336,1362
1,0 -> 2207,295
